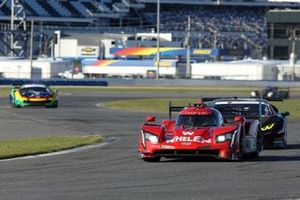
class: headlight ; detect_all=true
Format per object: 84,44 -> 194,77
267,91 -> 274,98
145,132 -> 159,143
141,130 -> 159,147
250,91 -> 257,97
216,133 -> 232,143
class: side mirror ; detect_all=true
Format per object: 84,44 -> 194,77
162,120 -> 171,127
234,116 -> 245,124
146,116 -> 156,123
281,111 -> 289,117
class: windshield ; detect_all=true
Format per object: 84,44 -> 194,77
215,104 -> 266,119
20,87 -> 50,95
176,115 -> 218,128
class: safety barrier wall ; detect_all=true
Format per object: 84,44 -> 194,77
104,78 -> 300,87
1,78 -> 300,87
0,78 -> 108,86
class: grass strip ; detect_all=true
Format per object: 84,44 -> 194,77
104,98 -> 195,113
2,85 -> 300,96
103,98 -> 300,118
0,135 -> 103,159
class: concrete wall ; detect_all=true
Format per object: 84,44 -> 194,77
104,78 -> 300,87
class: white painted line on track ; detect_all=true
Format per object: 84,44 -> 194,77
0,137 -> 116,162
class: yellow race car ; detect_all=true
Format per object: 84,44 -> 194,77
9,84 -> 58,108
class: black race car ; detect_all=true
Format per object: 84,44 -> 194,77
250,86 -> 290,101
207,98 -> 289,148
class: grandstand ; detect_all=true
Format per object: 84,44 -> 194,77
0,0 -> 300,59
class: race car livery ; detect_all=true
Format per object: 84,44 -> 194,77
9,84 -> 58,108
211,98 -> 289,148
138,101 -> 262,162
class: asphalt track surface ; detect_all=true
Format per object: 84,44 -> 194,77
0,91 -> 299,200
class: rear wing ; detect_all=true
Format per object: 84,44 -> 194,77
168,102 -> 185,120
261,96 -> 284,102
168,97 -> 257,120
203,96 -> 267,126
168,101 -> 210,119
201,96 -> 268,103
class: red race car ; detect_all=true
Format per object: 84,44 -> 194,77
138,101 -> 262,162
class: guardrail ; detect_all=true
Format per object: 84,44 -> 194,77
1,78 -> 300,88
103,78 -> 300,87
0,78 -> 108,86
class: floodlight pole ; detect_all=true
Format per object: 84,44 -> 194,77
186,15 -> 191,79
289,29 -> 298,81
30,20 -> 34,78
10,0 -> 14,57
156,0 -> 160,79
292,33 -> 296,81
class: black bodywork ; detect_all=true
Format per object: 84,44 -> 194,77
209,98 -> 289,148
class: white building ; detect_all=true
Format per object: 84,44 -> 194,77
0,58 -> 73,79
191,59 -> 279,80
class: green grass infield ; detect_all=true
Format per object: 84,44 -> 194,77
103,98 -> 299,118
0,85 -> 289,96
0,135 -> 103,159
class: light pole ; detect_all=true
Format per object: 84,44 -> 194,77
289,29 -> 299,81
10,0 -> 14,57
29,20 -> 34,78
186,15 -> 191,78
156,0 -> 160,79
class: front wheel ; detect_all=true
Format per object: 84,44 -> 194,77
277,132 -> 287,149
9,95 -> 16,108
46,104 -> 58,108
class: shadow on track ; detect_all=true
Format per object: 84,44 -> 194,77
263,144 -> 300,150
286,144 -> 300,150
257,155 -> 300,162
159,157 -> 240,163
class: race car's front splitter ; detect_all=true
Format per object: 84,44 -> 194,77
139,141 -> 239,161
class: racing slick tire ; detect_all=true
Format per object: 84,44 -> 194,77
283,134 -> 288,148
244,132 -> 263,159
9,96 -> 20,108
46,101 -> 58,108
9,95 -> 15,107
46,104 -> 58,108
278,132 -> 287,149
142,156 -> 161,162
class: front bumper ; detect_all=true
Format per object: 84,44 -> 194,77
15,99 -> 58,107
263,131 -> 286,148
139,141 -> 238,160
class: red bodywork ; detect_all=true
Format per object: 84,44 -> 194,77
139,103 -> 248,161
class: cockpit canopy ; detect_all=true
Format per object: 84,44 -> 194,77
176,108 -> 223,128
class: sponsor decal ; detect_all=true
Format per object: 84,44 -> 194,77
154,61 -> 173,67
166,136 -> 211,144
261,123 -> 274,131
182,131 -> 194,136
160,145 -> 175,149
79,46 -> 98,56
181,142 -> 192,146
193,49 -> 211,55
